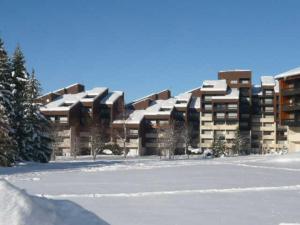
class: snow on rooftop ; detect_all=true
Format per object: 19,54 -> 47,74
185,86 -> 201,94
175,92 -> 192,101
275,67 -> 300,79
144,99 -> 176,116
131,89 -> 170,104
212,88 -> 239,100
201,80 -> 227,92
41,87 -> 108,111
174,92 -> 192,107
65,83 -> 82,89
101,91 -> 123,105
261,76 -> 275,86
126,110 -> 145,124
219,69 -> 251,73
113,110 -> 145,125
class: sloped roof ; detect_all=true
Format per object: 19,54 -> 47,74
275,67 -> 300,79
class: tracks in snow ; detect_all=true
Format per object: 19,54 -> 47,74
38,184 -> 300,199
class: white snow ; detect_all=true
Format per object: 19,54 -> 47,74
100,91 -> 123,105
41,87 -> 107,111
261,76 -> 275,86
1,153 -> 300,225
212,88 -> 239,100
189,96 -> 201,110
275,67 -> 300,79
201,79 -> 227,92
0,179 -> 108,225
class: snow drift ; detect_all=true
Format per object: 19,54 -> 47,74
0,179 -> 109,225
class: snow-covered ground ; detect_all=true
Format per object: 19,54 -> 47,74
1,153 -> 300,225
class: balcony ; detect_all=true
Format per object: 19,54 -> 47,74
227,115 -> 239,121
282,119 -> 300,126
282,88 -> 300,96
283,103 -> 300,112
214,106 -> 226,111
261,100 -> 274,105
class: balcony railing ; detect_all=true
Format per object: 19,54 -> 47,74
282,88 -> 300,96
282,119 -> 300,126
282,103 -> 300,111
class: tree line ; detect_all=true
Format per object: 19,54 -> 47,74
0,38 -> 51,167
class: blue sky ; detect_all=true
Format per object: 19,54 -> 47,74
1,0 -> 300,101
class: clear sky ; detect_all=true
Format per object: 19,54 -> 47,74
1,0 -> 300,101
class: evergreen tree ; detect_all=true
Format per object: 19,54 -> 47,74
212,135 -> 226,157
0,38 -> 16,166
231,128 -> 245,156
24,70 -> 52,162
11,46 -> 30,160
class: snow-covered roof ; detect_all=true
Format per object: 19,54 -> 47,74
185,86 -> 201,93
201,80 -> 227,92
113,110 -> 145,125
212,88 -> 239,100
144,99 -> 176,116
41,87 -> 108,111
261,76 -> 275,86
189,97 -> 201,110
219,69 -> 251,73
131,89 -> 169,104
101,91 -> 123,105
80,87 -> 108,102
275,67 -> 300,79
174,92 -> 192,107
126,110 -> 145,124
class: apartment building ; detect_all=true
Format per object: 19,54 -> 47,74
251,76 -> 288,153
275,67 -> 300,152
199,79 -> 240,151
113,91 -> 201,156
37,84 -> 124,156
38,67 -> 300,157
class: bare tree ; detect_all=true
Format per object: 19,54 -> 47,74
90,123 -> 106,160
179,123 -> 193,158
113,110 -> 131,158
157,122 -> 179,160
48,125 -> 63,161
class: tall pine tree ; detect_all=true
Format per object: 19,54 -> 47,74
0,38 -> 16,166
11,46 -> 29,160
24,70 -> 52,162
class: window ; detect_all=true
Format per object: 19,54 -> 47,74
202,130 -> 212,135
265,107 -> 274,112
202,121 -> 212,126
264,123 -> 273,127
159,120 -> 169,125
228,113 -> 238,118
264,99 -> 273,104
216,113 -> 225,118
241,114 -> 249,119
214,104 -> 226,110
230,80 -> 238,84
129,129 -> 139,135
228,104 -> 238,109
214,121 -> 225,125
204,104 -> 212,110
204,96 -> 212,101
59,116 -> 68,123
265,90 -> 273,96
240,79 -> 250,84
